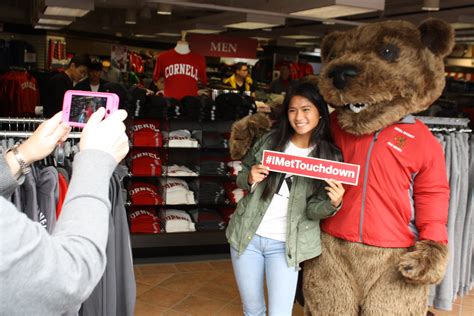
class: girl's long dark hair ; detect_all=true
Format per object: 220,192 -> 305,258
261,82 -> 342,200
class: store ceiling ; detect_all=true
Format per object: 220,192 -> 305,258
3,0 -> 474,46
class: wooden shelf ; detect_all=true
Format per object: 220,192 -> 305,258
131,230 -> 227,248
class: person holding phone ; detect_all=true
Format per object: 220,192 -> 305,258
226,82 -> 345,315
43,54 -> 91,118
0,108 -> 129,315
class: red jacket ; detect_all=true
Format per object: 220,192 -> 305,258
322,113 -> 449,247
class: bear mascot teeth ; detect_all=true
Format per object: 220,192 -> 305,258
302,19 -> 454,315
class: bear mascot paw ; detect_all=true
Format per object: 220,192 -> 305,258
399,240 -> 448,285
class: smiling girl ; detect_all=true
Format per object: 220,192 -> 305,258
226,82 -> 345,315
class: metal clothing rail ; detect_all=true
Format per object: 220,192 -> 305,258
0,117 -> 46,124
415,116 -> 470,127
0,131 -> 82,139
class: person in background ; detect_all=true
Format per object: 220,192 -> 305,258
75,61 -> 108,92
0,108 -> 129,315
223,62 -> 256,96
101,59 -> 122,84
43,54 -> 90,118
226,82 -> 345,315
270,64 -> 297,95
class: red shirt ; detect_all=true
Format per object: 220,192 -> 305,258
153,49 -> 207,100
322,113 -> 450,247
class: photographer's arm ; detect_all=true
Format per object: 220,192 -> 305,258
0,109 -> 129,313
0,112 -> 70,198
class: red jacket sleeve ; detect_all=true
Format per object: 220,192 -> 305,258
414,134 -> 449,243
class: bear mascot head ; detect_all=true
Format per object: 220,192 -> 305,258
319,18 -> 454,134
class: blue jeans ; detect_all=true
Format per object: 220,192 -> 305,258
231,235 -> 299,316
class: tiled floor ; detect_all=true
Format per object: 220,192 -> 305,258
134,259 -> 474,316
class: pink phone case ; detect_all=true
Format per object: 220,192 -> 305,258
62,90 -> 119,128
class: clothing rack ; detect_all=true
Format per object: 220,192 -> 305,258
416,116 -> 470,126
0,117 -> 82,138
0,117 -> 45,124
0,131 -> 81,139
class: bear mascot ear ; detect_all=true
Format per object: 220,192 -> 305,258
320,31 -> 345,63
229,113 -> 271,160
418,18 -> 455,57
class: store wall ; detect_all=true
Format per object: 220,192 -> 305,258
0,31 -> 47,69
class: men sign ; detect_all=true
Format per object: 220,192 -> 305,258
262,150 -> 360,186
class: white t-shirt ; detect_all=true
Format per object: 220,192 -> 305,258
90,84 -> 99,92
256,141 -> 313,242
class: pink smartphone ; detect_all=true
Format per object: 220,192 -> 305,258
62,90 -> 120,128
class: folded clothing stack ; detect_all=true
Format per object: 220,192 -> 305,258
214,93 -> 257,121
200,160 -> 227,176
227,160 -> 242,176
161,209 -> 196,233
188,208 -> 225,231
160,177 -> 196,205
163,129 -> 199,148
201,132 -> 228,149
131,120 -> 163,147
164,164 -> 198,177
224,182 -> 246,204
199,180 -> 226,205
218,207 -> 236,225
129,208 -> 161,234
130,150 -> 162,176
137,96 -> 182,119
129,182 -> 163,205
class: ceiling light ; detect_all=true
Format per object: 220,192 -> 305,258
37,13 -> 74,25
186,29 -> 222,34
451,23 -> 474,30
34,24 -> 62,30
125,8 -> 136,24
42,0 -> 94,17
281,35 -> 318,40
296,41 -> 318,46
135,34 -> 156,38
224,13 -> 285,30
251,37 -> 272,41
290,0 -> 384,19
185,23 -> 226,34
38,18 -> 73,25
422,0 -> 440,11
155,32 -> 181,37
157,3 -> 172,15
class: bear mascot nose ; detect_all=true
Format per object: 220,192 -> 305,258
328,65 -> 359,90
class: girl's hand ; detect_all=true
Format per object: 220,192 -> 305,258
324,179 -> 345,207
248,164 -> 270,185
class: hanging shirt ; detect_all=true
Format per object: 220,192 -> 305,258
256,142 -> 313,241
153,49 -> 207,100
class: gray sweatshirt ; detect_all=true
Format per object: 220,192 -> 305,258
0,150 -> 117,316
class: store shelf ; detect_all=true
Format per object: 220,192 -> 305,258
131,230 -> 227,248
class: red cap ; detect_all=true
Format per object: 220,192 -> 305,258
131,151 -> 163,176
129,182 -> 163,205
131,122 -> 163,147
129,208 -> 161,234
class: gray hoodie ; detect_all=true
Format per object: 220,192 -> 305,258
0,150 -> 116,315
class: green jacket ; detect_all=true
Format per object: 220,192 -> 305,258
226,132 -> 340,268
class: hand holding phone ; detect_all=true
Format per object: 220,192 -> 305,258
62,90 -> 119,128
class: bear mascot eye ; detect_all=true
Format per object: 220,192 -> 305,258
380,44 -> 400,62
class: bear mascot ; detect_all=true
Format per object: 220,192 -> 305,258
302,18 -> 454,315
